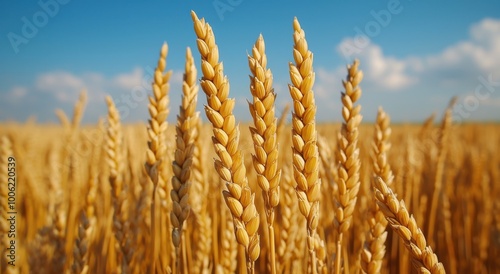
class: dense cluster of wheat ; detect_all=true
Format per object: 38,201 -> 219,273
1,11 -> 500,274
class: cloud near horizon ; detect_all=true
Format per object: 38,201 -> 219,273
1,67 -> 185,123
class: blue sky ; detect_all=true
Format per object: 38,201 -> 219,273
1,0 -> 499,124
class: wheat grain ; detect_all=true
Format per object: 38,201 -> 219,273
190,118 -> 211,274
191,10 -> 260,273
373,176 -> 446,274
248,33 -> 281,274
277,165 -> 297,273
170,46 -> 200,272
144,42 -> 173,274
334,59 -> 363,274
361,107 -> 393,274
288,17 -> 321,274
105,96 -> 132,272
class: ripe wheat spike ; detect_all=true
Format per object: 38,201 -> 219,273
191,10 -> 261,273
248,33 -> 281,274
374,176 -> 446,274
288,16 -> 321,274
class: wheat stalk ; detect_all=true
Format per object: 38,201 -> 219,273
361,107 -> 393,274
191,10 -> 260,273
288,17 -> 321,274
55,109 -> 71,129
190,120 -> 211,273
334,59 -> 363,274
71,89 -> 87,131
170,47 -> 200,272
71,147 -> 98,274
277,165 -> 299,273
144,42 -> 172,273
105,96 -> 132,272
247,33 -> 281,274
427,97 -> 456,247
373,176 -> 446,274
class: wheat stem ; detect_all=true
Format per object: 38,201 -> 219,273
427,97 -> 456,247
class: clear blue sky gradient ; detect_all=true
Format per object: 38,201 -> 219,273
1,0 -> 499,123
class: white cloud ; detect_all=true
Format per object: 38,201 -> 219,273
33,67 -> 184,103
337,40 -> 418,90
171,70 -> 184,85
424,19 -> 500,72
327,18 -> 500,94
315,67 -> 345,99
112,67 -> 144,90
1,86 -> 29,104
36,71 -> 85,101
308,17 -> 500,122
9,86 -> 28,100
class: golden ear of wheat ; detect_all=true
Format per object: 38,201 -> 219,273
191,10 -> 260,272
427,97 -> 456,248
248,33 -> 281,274
105,95 -> 133,271
373,176 -> 446,274
144,42 -> 173,274
288,16 -> 321,274
334,59 -> 363,274
361,107 -> 393,274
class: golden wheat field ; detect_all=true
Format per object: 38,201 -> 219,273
1,11 -> 500,274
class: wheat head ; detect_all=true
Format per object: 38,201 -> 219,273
191,10 -> 260,272
248,33 -> 281,274
288,17 -> 321,274
374,176 -> 446,274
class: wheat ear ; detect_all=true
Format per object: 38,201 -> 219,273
145,42 -> 172,273
71,89 -> 87,130
427,97 -> 456,247
277,165 -> 297,273
361,107 -> 393,274
105,96 -> 132,272
190,120 -> 211,273
288,17 -> 321,274
191,10 -> 260,273
71,146 -> 98,274
373,176 -> 446,274
248,33 -> 281,274
334,59 -> 363,274
55,109 -> 71,129
170,47 -> 200,272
